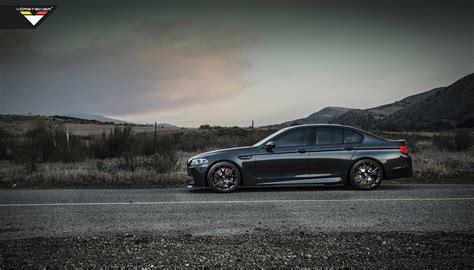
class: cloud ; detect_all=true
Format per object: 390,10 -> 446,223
0,19 -> 250,116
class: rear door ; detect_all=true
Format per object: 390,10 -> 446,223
254,127 -> 313,183
308,128 -> 362,180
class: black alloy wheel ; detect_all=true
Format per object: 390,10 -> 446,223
350,159 -> 383,190
207,162 -> 241,193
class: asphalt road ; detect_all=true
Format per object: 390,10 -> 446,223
0,184 -> 473,240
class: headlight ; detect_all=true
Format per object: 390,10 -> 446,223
190,158 -> 208,166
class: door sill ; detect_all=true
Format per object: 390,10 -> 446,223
255,177 -> 342,186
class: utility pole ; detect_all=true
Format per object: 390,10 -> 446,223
251,120 -> 255,142
154,122 -> 157,154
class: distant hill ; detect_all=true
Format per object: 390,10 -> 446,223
63,113 -> 129,124
267,106 -> 353,128
152,123 -> 178,128
268,73 -> 474,131
333,87 -> 445,130
62,113 -> 177,128
380,74 -> 474,130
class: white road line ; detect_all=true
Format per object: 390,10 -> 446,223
0,197 -> 473,207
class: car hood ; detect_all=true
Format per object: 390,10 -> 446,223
189,146 -> 256,160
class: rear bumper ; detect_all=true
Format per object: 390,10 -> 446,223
384,154 -> 413,180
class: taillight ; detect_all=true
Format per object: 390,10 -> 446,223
399,145 -> 409,155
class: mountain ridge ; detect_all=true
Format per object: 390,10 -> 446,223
62,113 -> 177,128
63,113 -> 128,124
267,74 -> 473,130
266,106 -> 353,128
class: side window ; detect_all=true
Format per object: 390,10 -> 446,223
275,128 -> 311,147
343,130 -> 363,144
316,128 -> 343,145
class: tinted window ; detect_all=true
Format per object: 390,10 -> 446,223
275,128 -> 311,147
343,130 -> 363,144
316,128 -> 343,145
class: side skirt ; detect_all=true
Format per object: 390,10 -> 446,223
254,177 -> 342,186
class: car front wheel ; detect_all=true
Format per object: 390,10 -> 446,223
207,162 -> 241,193
349,159 -> 383,190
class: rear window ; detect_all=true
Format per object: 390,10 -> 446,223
316,128 -> 343,145
343,130 -> 363,144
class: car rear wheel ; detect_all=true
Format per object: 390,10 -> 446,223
349,159 -> 383,190
207,162 -> 241,193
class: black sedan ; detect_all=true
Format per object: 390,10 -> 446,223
187,124 -> 412,192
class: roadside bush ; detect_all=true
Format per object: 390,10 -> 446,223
0,128 -> 14,160
116,152 -> 179,174
16,147 -> 39,172
172,128 -> 274,152
454,130 -> 473,151
7,124 -> 275,174
13,121 -> 88,168
146,151 -> 180,174
117,152 -> 147,172
199,124 -> 211,130
24,120 -> 62,161
433,134 -> 455,151
433,130 -> 473,152
412,148 -> 474,180
94,126 -> 134,158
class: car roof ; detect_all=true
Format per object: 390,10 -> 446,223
280,124 -> 363,132
280,124 -> 388,142
254,124 -> 384,147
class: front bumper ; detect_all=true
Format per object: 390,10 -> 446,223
186,164 -> 209,188
186,175 -> 195,189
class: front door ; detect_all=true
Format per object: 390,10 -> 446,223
254,127 -> 313,183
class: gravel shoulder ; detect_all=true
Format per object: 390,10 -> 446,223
1,231 -> 472,268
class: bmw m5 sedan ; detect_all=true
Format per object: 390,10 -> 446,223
187,124 -> 412,192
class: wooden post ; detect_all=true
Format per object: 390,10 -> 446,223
251,120 -> 255,142
66,132 -> 70,149
154,122 -> 157,154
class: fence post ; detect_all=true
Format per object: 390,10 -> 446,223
154,122 -> 157,154
251,120 -> 254,142
66,132 -> 70,149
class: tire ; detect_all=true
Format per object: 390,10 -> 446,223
349,159 -> 383,190
207,161 -> 241,193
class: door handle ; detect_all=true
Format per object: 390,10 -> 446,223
344,146 -> 354,151
297,148 -> 307,153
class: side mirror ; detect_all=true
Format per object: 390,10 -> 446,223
265,141 -> 276,150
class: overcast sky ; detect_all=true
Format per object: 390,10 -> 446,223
0,0 -> 472,127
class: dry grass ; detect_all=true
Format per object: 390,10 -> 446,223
0,115 -> 181,136
0,145 -> 473,189
0,151 -> 195,189
411,149 -> 474,181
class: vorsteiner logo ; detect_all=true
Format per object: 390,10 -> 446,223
17,7 -> 52,26
0,5 -> 57,29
